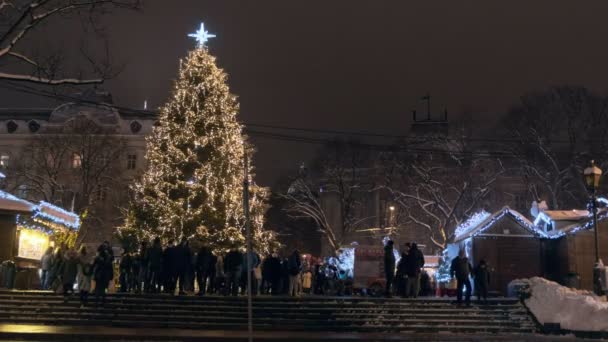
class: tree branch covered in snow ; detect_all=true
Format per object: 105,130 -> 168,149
505,86 -> 608,210
0,0 -> 140,86
282,140 -> 375,254
379,129 -> 505,251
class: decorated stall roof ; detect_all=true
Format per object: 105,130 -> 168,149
544,208 -> 608,239
0,190 -> 79,231
0,189 -> 36,213
34,201 -> 80,229
454,206 -> 547,242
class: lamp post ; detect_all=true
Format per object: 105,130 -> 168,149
584,160 -> 603,295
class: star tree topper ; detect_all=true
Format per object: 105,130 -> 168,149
188,22 -> 216,47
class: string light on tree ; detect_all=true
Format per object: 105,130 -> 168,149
119,24 -> 278,254
188,22 -> 216,47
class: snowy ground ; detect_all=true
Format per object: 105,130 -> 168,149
521,277 -> 608,332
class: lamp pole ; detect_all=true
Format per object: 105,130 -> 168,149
243,150 -> 253,342
585,160 -> 603,295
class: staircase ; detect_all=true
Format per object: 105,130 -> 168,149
0,291 -> 538,336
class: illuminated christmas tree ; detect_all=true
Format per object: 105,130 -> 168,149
119,23 -> 278,253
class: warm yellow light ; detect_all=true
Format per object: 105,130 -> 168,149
17,228 -> 50,260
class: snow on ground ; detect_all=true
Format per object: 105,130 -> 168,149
521,277 -> 608,331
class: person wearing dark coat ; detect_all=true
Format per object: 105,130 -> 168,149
93,245 -> 114,305
208,254 -> 217,294
133,241 -> 148,293
474,259 -> 490,303
174,238 -> 192,295
450,250 -> 473,306
146,238 -> 162,293
406,243 -> 425,298
61,249 -> 79,301
195,246 -> 213,295
162,240 -> 177,293
267,254 -> 282,295
404,249 -> 421,298
224,249 -> 244,296
384,240 -> 396,297
48,247 -> 65,292
119,252 -> 133,292
395,251 -> 408,297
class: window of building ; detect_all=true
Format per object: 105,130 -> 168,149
96,187 -> 107,202
130,121 -> 142,134
127,154 -> 137,170
28,120 -> 40,133
6,121 -> 17,133
72,153 -> 82,169
0,154 -> 9,168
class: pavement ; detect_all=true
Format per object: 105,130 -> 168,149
0,324 -> 586,342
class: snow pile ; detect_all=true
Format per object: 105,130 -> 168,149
523,277 -> 608,331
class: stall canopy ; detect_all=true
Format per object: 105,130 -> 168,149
0,189 -> 80,231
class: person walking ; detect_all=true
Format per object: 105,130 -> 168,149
450,250 -> 473,306
195,245 -> 213,296
474,259 -> 490,304
146,238 -> 162,293
77,245 -> 93,306
40,247 -> 53,290
61,248 -> 79,302
224,249 -> 243,296
93,245 -> 114,306
384,240 -> 396,297
287,250 -> 302,297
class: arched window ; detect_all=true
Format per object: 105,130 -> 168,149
28,120 -> 40,133
6,121 -> 18,133
130,121 -> 142,134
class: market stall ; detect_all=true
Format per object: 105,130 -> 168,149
0,191 -> 80,289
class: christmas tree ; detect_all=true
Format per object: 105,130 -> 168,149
119,24 -> 278,253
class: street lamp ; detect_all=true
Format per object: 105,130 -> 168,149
584,160 -> 603,295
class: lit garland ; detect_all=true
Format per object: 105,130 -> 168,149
454,206 -> 546,242
33,201 -> 80,230
454,210 -> 491,240
0,190 -> 36,210
119,38 -> 279,253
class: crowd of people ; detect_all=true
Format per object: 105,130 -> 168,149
40,237 -> 319,305
40,241 -> 114,306
383,240 -> 490,306
40,238 -> 490,306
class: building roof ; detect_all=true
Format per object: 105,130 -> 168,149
454,206 -> 546,242
543,210 -> 590,221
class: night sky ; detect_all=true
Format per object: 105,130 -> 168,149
4,1 -> 608,186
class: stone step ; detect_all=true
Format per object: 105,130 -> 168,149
0,301 -> 530,316
0,291 -> 538,334
0,295 -> 521,310
0,317 -> 536,333
0,305 -> 528,320
0,311 -> 536,327
0,292 -> 522,304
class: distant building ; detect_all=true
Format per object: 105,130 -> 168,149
0,90 -> 156,245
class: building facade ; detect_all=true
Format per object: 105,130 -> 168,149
0,90 -> 156,245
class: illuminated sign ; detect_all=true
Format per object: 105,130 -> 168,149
18,228 -> 49,260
